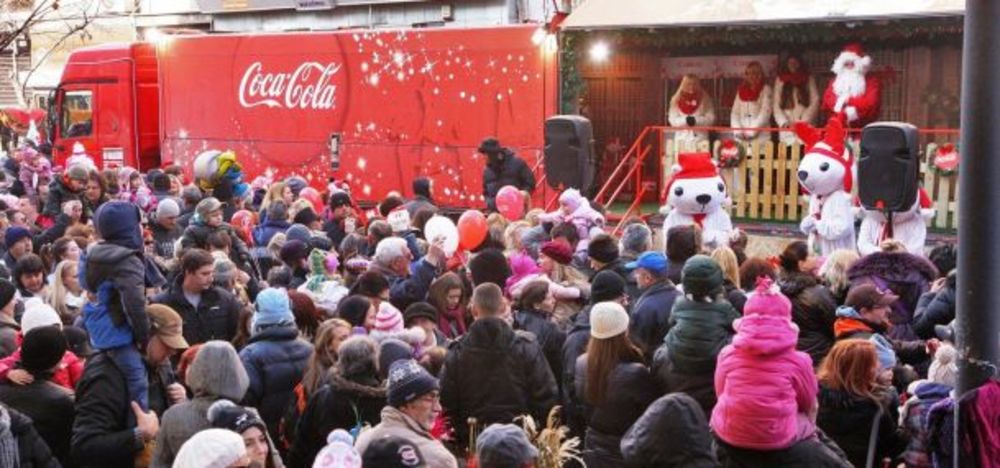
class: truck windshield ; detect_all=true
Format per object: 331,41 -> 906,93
61,90 -> 93,138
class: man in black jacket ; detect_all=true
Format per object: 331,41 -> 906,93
71,305 -> 189,467
440,283 -> 557,446
479,137 -> 536,211
151,249 -> 242,346
626,251 -> 680,360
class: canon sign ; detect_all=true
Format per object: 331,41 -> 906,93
238,61 -> 342,110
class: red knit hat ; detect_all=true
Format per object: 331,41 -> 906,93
540,240 -> 573,265
663,152 -> 719,199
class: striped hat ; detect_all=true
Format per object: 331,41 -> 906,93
374,302 -> 404,334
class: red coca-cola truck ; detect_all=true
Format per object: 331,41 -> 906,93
48,25 -> 557,208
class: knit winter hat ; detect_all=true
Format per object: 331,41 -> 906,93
476,424 -> 539,468
374,302 -> 404,334
286,223 -> 312,244
590,301 -> 630,339
312,429 -> 362,468
195,197 -> 223,220
540,240 -> 573,265
280,239 -> 311,265
870,335 -> 897,371
928,342 -> 957,387
253,287 -> 295,331
469,248 -> 512,288
378,339 -> 414,381
156,198 -> 181,219
173,428 -> 247,468
588,234 -> 619,264
0,279 -> 16,310
386,359 -> 439,407
65,164 -> 90,183
559,188 -> 584,211
328,191 -> 352,209
681,255 -> 724,297
207,400 -> 267,435
362,435 -> 425,468
403,302 -> 438,327
743,277 -> 792,318
213,259 -> 238,286
294,207 -> 319,226
3,226 -> 30,249
591,270 -> 626,303
285,176 -> 308,196
267,200 -> 289,222
20,325 -> 66,374
20,299 -> 61,334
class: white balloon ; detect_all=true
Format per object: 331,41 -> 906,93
424,215 -> 459,257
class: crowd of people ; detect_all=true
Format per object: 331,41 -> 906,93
0,138 -> 992,468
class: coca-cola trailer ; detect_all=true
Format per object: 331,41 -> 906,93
49,25 -> 558,208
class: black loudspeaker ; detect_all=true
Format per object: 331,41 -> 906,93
858,122 -> 919,212
544,115 -> 595,193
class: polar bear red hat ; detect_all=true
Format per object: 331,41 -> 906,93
794,118 -> 856,255
660,152 -> 733,248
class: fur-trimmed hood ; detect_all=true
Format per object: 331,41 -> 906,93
848,251 -> 938,284
328,373 -> 386,400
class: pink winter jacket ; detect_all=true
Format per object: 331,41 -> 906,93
710,313 -> 818,450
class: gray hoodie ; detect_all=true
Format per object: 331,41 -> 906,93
151,341 -> 249,468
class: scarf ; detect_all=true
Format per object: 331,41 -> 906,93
737,81 -> 765,102
676,91 -> 701,115
0,406 -> 19,468
692,213 -> 707,227
438,305 -> 467,338
779,71 -> 809,86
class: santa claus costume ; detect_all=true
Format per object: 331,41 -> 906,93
667,74 -> 716,149
773,54 -> 819,144
730,62 -> 773,143
822,43 -> 881,128
857,188 -> 935,256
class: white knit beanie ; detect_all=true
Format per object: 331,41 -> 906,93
174,428 -> 247,468
20,299 -> 62,334
589,301 -> 629,339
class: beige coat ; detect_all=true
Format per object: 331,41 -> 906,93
355,406 -> 458,468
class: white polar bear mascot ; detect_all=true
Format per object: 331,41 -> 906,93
857,188 -> 935,256
659,152 -> 733,249
794,118 -> 856,256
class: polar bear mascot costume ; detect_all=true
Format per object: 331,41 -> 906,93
857,188 -> 935,256
794,118 -> 855,256
659,152 -> 733,249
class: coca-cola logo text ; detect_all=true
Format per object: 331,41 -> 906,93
238,61 -> 342,110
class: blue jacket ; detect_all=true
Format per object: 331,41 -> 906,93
370,259 -> 437,312
628,281 -> 680,359
82,282 -> 133,349
239,325 -> 313,438
252,219 -> 290,247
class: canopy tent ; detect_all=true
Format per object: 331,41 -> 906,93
562,0 -> 964,30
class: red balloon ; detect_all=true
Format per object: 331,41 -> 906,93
495,185 -> 525,220
299,187 -> 324,213
457,210 -> 489,251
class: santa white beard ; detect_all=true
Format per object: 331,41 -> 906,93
833,67 -> 866,98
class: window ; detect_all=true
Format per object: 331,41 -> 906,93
61,90 -> 93,138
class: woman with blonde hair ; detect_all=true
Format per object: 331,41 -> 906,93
539,240 -> 590,330
710,246 -> 747,313
817,339 -> 908,467
820,249 -> 860,304
48,260 -> 85,324
502,220 -> 531,255
259,181 -> 293,220
667,74 -> 716,147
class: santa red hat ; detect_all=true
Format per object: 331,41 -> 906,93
793,118 -> 854,192
663,152 -> 719,200
842,43 -> 866,58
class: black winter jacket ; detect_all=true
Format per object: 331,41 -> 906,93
151,276 -> 242,346
288,373 -> 386,468
913,273 -> 956,340
817,385 -> 908,468
514,308 -> 566,389
652,297 -> 738,415
780,273 -> 837,367
440,316 -> 558,445
179,223 -> 256,277
573,359 -> 659,468
239,325 -> 313,439
628,281 -> 680,359
620,393 -> 720,468
6,406 -> 61,468
44,176 -> 84,219
0,379 -> 74,466
71,353 -> 144,467
561,306 -> 592,438
482,150 -> 536,210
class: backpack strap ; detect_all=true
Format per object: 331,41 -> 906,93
865,403 -> 885,468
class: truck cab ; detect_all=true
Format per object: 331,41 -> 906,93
49,42 -> 159,170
